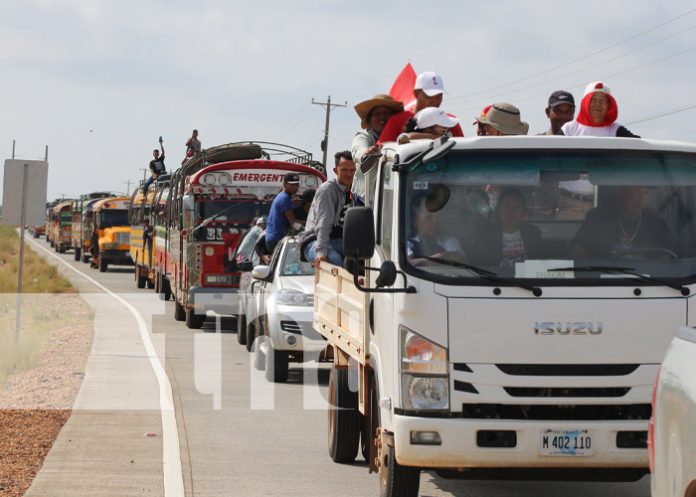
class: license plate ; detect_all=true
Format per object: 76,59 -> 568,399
540,429 -> 594,456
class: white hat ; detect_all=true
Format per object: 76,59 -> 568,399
414,107 -> 459,129
584,81 -> 612,96
414,71 -> 447,97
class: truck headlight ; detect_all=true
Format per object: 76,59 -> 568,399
402,375 -> 449,410
400,326 -> 449,411
276,289 -> 312,306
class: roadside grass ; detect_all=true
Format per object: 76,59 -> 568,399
0,226 -> 88,387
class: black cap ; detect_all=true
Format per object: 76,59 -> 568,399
548,90 -> 575,108
301,188 -> 316,203
284,172 -> 300,184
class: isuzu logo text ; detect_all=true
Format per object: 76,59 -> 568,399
533,322 -> 603,335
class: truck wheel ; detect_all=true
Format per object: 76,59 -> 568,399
99,258 -> 108,272
265,342 -> 289,383
379,444 -> 420,497
236,314 -> 247,346
174,301 -> 186,321
50,239 -> 54,248
328,367 -> 360,463
74,248 -> 81,261
186,309 -> 205,329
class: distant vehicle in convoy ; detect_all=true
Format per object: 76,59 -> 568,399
49,200 -> 74,253
165,141 -> 325,330
130,182 -> 163,290
90,196 -> 132,272
28,224 -> 45,238
650,326 -> 696,497
314,136 -> 696,497
249,237 -> 326,383
71,192 -> 115,262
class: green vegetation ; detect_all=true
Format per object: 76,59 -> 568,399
0,226 -> 86,387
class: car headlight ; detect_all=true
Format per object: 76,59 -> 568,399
276,289 -> 312,306
400,326 -> 449,411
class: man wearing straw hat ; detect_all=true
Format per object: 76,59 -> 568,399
475,102 -> 529,136
351,94 -> 403,202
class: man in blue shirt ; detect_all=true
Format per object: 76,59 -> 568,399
265,172 -> 303,253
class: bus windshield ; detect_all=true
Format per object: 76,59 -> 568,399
197,200 -> 270,227
402,149 -> 696,285
99,209 -> 129,228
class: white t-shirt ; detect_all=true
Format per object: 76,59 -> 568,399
561,121 -> 619,137
500,231 -> 526,267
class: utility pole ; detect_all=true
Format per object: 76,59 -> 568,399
311,95 -> 347,168
139,168 -> 149,181
124,179 -> 133,195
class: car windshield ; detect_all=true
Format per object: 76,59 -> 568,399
280,241 -> 314,276
197,200 -> 270,226
402,149 -> 696,285
99,209 -> 129,228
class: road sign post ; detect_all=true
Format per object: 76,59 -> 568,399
2,158 -> 49,341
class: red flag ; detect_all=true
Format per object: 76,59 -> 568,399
389,63 -> 417,112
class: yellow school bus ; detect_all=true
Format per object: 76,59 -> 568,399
90,196 -> 132,273
129,187 -> 157,288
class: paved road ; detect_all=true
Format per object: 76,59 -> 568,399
26,235 -> 651,497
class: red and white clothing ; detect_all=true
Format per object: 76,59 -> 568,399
561,81 -> 638,138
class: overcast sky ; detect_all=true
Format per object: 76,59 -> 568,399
1,0 -> 696,200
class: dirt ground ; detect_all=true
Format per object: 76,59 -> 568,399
0,295 -> 93,497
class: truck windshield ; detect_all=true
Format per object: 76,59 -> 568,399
99,209 -> 129,228
197,200 -> 270,226
402,149 -> 696,285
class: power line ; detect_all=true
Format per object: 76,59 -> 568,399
449,6 -> 696,101
267,101 -> 312,139
625,101 -> 696,125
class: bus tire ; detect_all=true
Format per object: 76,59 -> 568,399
146,278 -> 155,289
328,367 -> 360,463
99,258 -> 108,272
174,300 -> 186,321
236,314 -> 247,345
162,279 -> 171,301
74,248 -> 81,261
81,253 -> 90,264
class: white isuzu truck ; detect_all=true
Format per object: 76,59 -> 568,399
314,136 -> 696,497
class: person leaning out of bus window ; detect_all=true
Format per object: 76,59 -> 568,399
469,188 -> 543,268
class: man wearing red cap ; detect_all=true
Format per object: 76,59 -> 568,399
378,71 -> 464,143
561,81 -> 639,137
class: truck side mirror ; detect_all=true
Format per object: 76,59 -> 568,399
343,207 -> 375,260
252,265 -> 271,280
375,260 -> 398,288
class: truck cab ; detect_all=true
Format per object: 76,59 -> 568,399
316,136 -> 696,496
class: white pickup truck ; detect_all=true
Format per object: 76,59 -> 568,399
650,326 -> 696,497
314,136 -> 696,497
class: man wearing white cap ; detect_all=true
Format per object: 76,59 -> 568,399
398,107 -> 460,143
378,71 -> 464,143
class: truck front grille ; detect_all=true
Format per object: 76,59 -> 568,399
503,387 -> 630,398
460,403 -> 651,421
495,364 -> 639,376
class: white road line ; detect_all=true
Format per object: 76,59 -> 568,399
26,236 -> 185,497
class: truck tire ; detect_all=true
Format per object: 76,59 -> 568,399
99,258 -> 108,272
265,342 -> 289,383
236,314 -> 247,346
74,248 -> 81,261
379,444 -> 420,497
328,367 -> 360,463
81,253 -> 90,264
186,309 -> 205,329
174,301 -> 186,321
58,245 -> 65,254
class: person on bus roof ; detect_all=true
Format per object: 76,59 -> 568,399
144,138 -> 166,191
561,82 -> 639,137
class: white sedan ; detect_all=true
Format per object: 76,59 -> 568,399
651,326 -> 696,497
250,237 -> 327,382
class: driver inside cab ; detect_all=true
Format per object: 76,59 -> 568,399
571,186 -> 677,259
